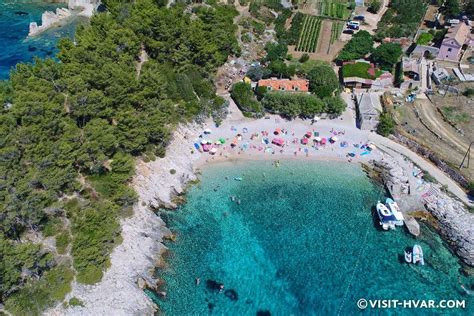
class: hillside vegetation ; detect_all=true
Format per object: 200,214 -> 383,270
0,0 -> 238,313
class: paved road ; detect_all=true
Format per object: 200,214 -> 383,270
369,133 -> 472,205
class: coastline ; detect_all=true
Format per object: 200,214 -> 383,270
60,106 -> 474,314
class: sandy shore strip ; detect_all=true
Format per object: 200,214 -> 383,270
60,106 -> 473,315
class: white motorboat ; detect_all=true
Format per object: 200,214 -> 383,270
404,244 -> 425,265
385,198 -> 404,226
376,201 -> 396,230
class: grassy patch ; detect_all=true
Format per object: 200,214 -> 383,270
42,217 -> 64,237
56,232 -> 70,255
342,62 -> 382,79
292,59 -> 328,74
4,265 -> 73,316
442,106 -> 470,124
68,297 -> 84,307
342,63 -> 382,79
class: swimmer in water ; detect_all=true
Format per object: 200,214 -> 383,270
196,278 -> 200,285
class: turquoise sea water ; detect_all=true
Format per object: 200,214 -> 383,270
153,160 -> 473,315
0,1 -> 80,79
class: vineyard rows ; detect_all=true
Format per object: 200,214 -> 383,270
318,0 -> 348,19
330,21 -> 344,44
296,15 -> 322,53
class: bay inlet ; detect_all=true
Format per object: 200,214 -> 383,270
153,160 -> 473,315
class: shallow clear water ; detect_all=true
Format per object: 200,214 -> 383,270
0,1 -> 80,79
154,160 -> 473,315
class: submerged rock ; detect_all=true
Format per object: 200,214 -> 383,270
206,280 -> 224,292
257,310 -> 271,316
224,289 -> 238,301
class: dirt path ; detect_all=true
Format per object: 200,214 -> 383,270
135,45 -> 149,79
414,99 -> 470,153
316,19 -> 332,56
358,0 -> 389,35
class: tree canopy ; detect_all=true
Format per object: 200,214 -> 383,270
0,1 -> 238,312
307,64 -> 340,99
261,92 -> 325,119
337,31 -> 374,62
371,43 -> 403,70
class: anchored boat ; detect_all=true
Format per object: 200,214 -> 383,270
404,244 -> 425,265
385,198 -> 404,226
376,201 -> 397,230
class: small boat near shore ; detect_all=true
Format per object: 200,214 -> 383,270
376,201 -> 396,230
405,244 -> 425,265
385,198 -> 404,226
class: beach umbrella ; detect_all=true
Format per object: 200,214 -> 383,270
314,137 -> 322,142
313,115 -> 320,121
219,138 -> 226,144
331,136 -> 338,142
210,148 -> 217,154
204,128 -> 212,134
301,138 -> 308,145
201,139 -> 208,145
367,144 -> 376,150
305,131 -> 312,138
194,143 -> 200,150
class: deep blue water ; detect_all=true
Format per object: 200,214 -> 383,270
0,1 -> 80,79
153,160 -> 473,315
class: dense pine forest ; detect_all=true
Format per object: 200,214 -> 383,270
0,0 -> 238,313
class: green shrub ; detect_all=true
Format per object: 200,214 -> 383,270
377,112 -> 396,136
368,0 -> 382,13
4,265 -> 73,315
422,172 -> 437,183
230,82 -> 264,116
69,297 -> 84,307
56,232 -> 70,255
299,53 -> 310,63
463,88 -> 474,97
170,169 -> 176,175
42,217 -> 63,237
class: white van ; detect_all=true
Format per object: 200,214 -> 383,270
347,20 -> 360,27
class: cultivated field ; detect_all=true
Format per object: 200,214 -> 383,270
295,15 -> 322,53
290,15 -> 345,61
316,0 -> 351,19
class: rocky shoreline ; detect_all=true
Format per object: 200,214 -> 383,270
59,118 -> 473,315
28,0 -> 98,37
59,124 -> 204,315
372,155 -> 474,267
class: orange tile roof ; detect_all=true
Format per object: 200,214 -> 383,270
258,78 -> 309,92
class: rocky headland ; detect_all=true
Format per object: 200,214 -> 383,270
28,0 -> 99,37
373,156 -> 474,267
